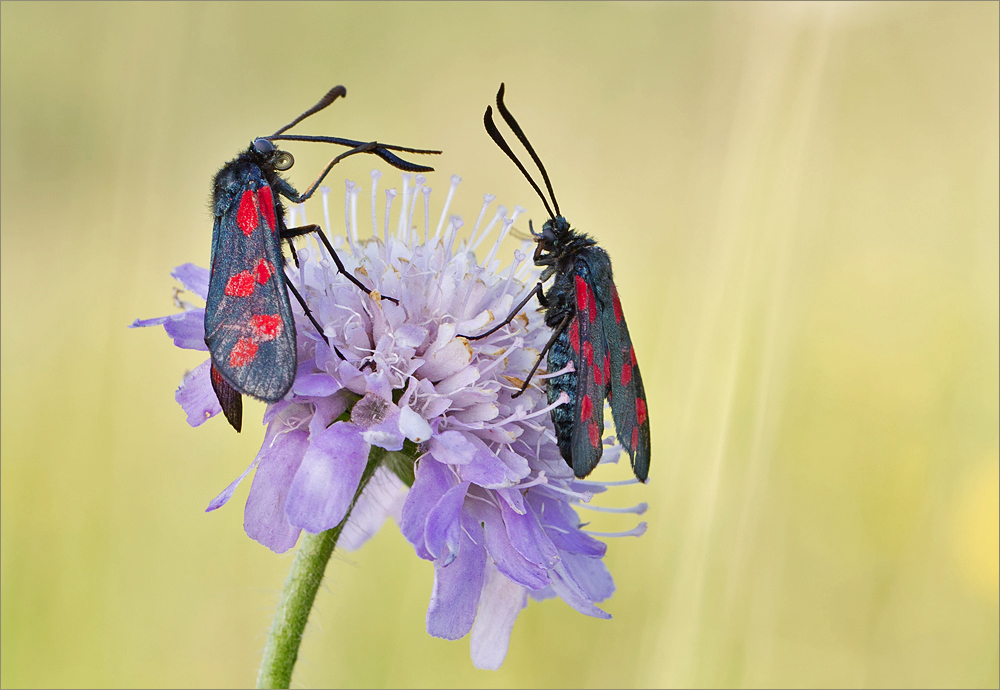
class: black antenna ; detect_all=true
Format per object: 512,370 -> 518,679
494,83 -> 560,216
484,105 -> 555,219
267,134 -> 440,156
272,85 -> 347,137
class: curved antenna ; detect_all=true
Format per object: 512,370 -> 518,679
494,83 -> 560,216
484,105 -> 555,219
272,85 -> 347,136
267,134 -> 440,156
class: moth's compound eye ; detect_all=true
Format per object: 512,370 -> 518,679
253,138 -> 275,154
273,151 -> 294,171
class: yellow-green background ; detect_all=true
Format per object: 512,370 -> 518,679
2,2 -> 997,687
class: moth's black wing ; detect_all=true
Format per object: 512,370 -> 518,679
205,171 -> 297,404
582,247 -> 650,482
563,258 -> 612,478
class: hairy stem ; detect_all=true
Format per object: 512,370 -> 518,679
255,446 -> 387,689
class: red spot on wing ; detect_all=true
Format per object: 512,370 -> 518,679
250,314 -> 284,341
612,287 -> 623,323
211,365 -> 227,386
225,271 -> 255,297
569,318 -> 580,353
583,341 -> 594,368
575,275 -> 588,313
631,426 -> 638,450
580,394 -> 593,421
621,361 -> 632,386
237,190 -> 258,235
229,338 -> 259,367
254,258 -> 274,284
588,421 -> 601,448
630,347 -> 637,366
258,185 -> 276,232
636,398 -> 648,426
587,285 -> 597,323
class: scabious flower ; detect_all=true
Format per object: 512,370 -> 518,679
132,172 -> 647,669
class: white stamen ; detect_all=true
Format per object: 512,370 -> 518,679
544,483 -> 595,503
496,249 -> 526,303
370,170 -> 382,238
344,182 -> 356,254
433,175 -> 461,242
397,173 -> 412,239
297,202 -> 307,225
482,215 -> 514,269
443,216 -> 463,258
288,205 -> 298,228
509,205 -> 526,227
466,194 -> 496,249
578,502 -> 648,515
421,186 -> 432,244
406,174 -> 425,238
350,184 -> 360,248
583,523 -> 648,538
470,206 -> 506,252
479,391 -> 569,429
514,472 -> 549,490
575,477 -> 643,487
383,188 -> 397,244
537,359 -> 575,379
320,186 -> 332,244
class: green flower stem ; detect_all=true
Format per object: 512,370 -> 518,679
256,445 -> 389,689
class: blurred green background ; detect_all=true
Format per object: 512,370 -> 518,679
2,2 -> 997,687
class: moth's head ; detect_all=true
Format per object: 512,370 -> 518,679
531,216 -> 571,263
250,138 -> 294,172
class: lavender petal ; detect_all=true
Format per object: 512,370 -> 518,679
470,559 -> 528,671
243,429 -> 310,553
426,520 -> 486,640
401,457 -> 456,560
424,481 -> 470,566
285,422 -> 370,533
175,359 -> 220,427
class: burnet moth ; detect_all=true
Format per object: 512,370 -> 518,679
206,85 -> 439,432
460,84 -> 650,482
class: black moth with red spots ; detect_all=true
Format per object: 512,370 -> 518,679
462,84 -> 650,482
205,86 -> 439,431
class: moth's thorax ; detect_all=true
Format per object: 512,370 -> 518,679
211,146 -> 292,217
533,215 -> 596,269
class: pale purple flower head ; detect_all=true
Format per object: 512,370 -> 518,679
131,173 -> 646,669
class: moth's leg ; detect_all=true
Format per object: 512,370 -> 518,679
282,268 -> 348,362
281,223 -> 399,305
459,281 -> 546,341
511,310 -> 573,399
